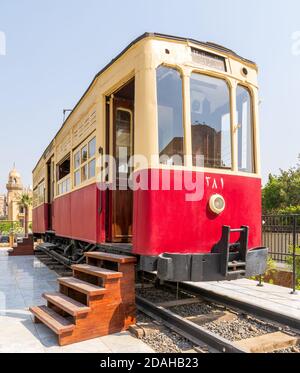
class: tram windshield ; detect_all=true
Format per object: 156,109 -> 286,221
156,66 -> 255,172
157,66 -> 184,166
190,73 -> 231,169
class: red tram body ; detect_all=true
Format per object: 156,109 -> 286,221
32,33 -> 267,282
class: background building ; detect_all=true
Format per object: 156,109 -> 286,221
6,167 -> 32,227
0,195 -> 7,218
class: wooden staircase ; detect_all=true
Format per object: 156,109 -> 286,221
9,234 -> 34,256
30,251 -> 137,346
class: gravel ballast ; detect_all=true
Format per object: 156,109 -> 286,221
170,302 -> 216,317
170,303 -> 278,342
136,312 -> 197,353
205,317 -> 278,342
136,286 -> 194,304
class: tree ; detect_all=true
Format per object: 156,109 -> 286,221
17,193 -> 32,237
262,157 -> 300,212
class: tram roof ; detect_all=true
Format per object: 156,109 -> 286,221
33,32 -> 257,172
98,32 -> 257,76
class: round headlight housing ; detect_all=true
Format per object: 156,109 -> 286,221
209,194 -> 226,215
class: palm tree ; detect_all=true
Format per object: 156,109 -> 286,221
17,193 -> 32,237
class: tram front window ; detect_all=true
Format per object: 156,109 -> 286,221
157,66 -> 184,166
190,73 -> 231,169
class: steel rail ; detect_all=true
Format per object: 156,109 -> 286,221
136,295 -> 247,354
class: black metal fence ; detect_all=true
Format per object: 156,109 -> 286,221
262,215 -> 299,262
262,214 -> 300,293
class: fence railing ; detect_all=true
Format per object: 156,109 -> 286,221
262,214 -> 300,293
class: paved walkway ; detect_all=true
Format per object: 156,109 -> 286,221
189,278 -> 300,321
0,249 -> 153,353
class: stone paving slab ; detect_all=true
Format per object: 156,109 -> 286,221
0,249 -> 154,353
188,278 -> 300,320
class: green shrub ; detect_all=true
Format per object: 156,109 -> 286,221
286,246 -> 300,290
0,221 -> 22,235
262,159 -> 300,212
266,256 -> 276,275
277,206 -> 300,215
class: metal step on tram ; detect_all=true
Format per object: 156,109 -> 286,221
218,226 -> 249,280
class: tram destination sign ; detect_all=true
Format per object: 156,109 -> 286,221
191,47 -> 226,71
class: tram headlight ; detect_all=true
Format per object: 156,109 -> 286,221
209,194 -> 226,215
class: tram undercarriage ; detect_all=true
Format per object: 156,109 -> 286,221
35,224 -> 268,282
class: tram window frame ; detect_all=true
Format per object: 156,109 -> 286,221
32,188 -> 38,208
56,155 -> 71,196
189,72 -> 232,170
73,135 -> 97,188
33,181 -> 45,207
57,156 -> 70,181
156,65 -> 184,166
115,108 -> 133,178
236,85 -> 255,173
38,182 -> 45,205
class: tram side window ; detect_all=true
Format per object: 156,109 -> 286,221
73,136 -> 96,187
236,86 -> 254,173
32,182 -> 44,207
156,66 -> 184,166
33,188 -> 38,208
190,73 -> 231,169
57,156 -> 71,195
38,182 -> 44,205
57,157 -> 70,180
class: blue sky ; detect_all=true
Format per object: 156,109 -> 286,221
0,0 -> 299,192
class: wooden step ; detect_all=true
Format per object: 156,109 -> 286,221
43,292 -> 90,316
72,264 -> 123,279
30,305 -> 75,335
85,251 -> 136,264
58,277 -> 107,296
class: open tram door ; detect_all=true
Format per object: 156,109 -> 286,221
106,79 -> 134,243
46,156 -> 55,230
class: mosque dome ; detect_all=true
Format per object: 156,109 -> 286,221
7,166 -> 22,188
9,168 -> 21,179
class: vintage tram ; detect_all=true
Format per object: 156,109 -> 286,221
32,33 -> 268,282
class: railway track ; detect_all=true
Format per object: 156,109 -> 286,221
135,283 -> 300,353
180,282 -> 300,331
34,250 -> 300,353
136,294 -> 242,353
35,250 -> 73,277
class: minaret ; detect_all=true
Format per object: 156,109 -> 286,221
6,165 -> 23,222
